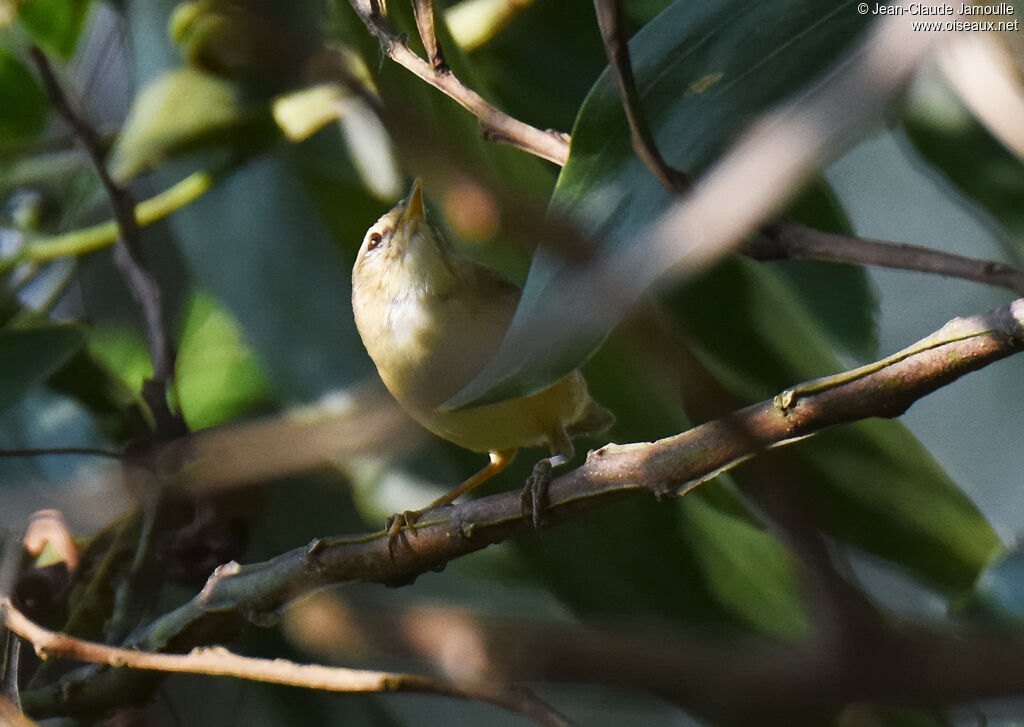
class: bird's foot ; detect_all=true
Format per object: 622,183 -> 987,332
521,455 -> 567,529
385,509 -> 423,539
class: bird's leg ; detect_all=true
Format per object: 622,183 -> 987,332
386,449 -> 517,538
522,431 -> 574,529
521,455 -> 568,529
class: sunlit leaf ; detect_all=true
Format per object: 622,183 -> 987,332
672,257 -> 999,592
0,325 -> 85,414
679,492 -> 809,637
447,0 -> 873,407
176,289 -> 269,429
108,67 -> 275,182
18,0 -> 92,59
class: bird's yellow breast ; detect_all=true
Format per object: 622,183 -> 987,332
351,181 -> 612,458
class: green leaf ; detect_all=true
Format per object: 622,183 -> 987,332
0,46 -> 50,143
902,75 -> 1024,262
161,153 -> 370,402
673,258 -> 1000,592
108,67 -> 275,182
0,325 -> 85,414
446,0 -> 873,407
176,290 -> 269,429
679,492 -> 809,637
85,325 -> 152,394
798,421 -> 999,594
18,0 -> 93,59
777,179 -> 878,359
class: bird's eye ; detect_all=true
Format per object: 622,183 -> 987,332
367,231 -> 383,250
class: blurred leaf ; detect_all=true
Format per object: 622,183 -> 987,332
968,545 -> 1024,619
673,258 -> 1000,593
18,0 -> 92,59
85,324 -> 152,394
903,75 -> 1024,263
108,67 -> 275,182
0,45 -> 50,143
512,335 -> 808,634
0,325 -> 85,414
798,421 -> 999,594
778,179 -> 878,359
161,153 -> 368,402
448,0 -> 873,407
48,348 -> 149,442
176,289 -> 269,429
679,493 -> 808,637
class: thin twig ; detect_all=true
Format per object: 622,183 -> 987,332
348,1 -> 569,165
0,448 -> 122,460
593,0 -> 689,192
750,221 -> 1024,295
28,47 -> 186,442
0,534 -> 23,711
1,599 -> 573,727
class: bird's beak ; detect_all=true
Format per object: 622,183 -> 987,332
399,178 -> 425,226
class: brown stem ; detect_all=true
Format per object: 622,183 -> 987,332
750,221 -> 1024,295
348,1 -> 569,165
28,47 -> 186,441
593,0 -> 690,192
1,599 -> 573,727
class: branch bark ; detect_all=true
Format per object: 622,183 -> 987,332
347,0 -> 569,165
1,599 -> 573,727
20,297 -> 1024,716
750,221 -> 1024,295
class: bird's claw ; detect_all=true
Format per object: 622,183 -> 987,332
521,459 -> 553,530
385,509 -> 422,539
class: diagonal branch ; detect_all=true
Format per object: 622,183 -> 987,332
593,0 -> 690,192
28,48 -> 187,442
20,297 -> 1024,716
347,0 -> 569,165
1,599 -> 573,727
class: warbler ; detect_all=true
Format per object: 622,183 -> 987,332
351,179 -> 613,535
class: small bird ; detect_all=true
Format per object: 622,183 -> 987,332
352,179 -> 613,535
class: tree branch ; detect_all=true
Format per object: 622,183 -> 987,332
749,221 -> 1024,295
347,0 -> 569,165
1,599 -> 573,727
20,297 -> 1024,715
593,0 -> 690,192
28,47 -> 187,442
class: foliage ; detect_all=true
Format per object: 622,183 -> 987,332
1,0 -> 1023,725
